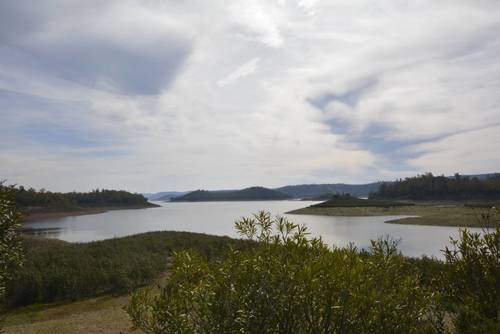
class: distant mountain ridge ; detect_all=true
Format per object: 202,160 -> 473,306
148,183 -> 385,202
454,173 -> 500,180
145,173 -> 498,202
170,187 -> 291,202
143,191 -> 189,201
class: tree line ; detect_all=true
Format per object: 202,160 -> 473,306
0,184 -> 152,211
370,173 -> 500,200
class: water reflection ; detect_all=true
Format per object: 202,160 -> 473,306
21,227 -> 63,238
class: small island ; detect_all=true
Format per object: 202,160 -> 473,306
170,187 -> 291,202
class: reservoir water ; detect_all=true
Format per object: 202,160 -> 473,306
22,201 -> 481,258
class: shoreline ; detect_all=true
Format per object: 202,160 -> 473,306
22,204 -> 160,223
287,205 -> 493,228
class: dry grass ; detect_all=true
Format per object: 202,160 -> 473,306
3,295 -> 140,334
288,204 -> 492,227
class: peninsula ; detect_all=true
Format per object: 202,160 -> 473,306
4,185 -> 159,221
288,174 -> 500,227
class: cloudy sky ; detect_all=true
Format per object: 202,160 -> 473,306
1,0 -> 499,192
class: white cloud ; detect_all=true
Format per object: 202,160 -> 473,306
298,0 -> 320,16
409,125 -> 500,175
229,1 -> 284,47
1,0 -> 500,192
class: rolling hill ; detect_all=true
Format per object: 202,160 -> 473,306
170,187 -> 291,202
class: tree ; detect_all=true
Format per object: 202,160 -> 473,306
0,183 -> 24,316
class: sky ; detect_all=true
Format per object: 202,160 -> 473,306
1,0 -> 500,193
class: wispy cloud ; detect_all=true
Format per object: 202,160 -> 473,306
217,58 -> 260,87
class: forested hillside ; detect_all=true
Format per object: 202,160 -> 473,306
276,182 -> 384,198
1,184 -> 156,213
371,173 -> 500,200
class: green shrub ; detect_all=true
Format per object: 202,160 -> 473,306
0,183 -> 24,306
0,183 -> 24,331
442,209 -> 500,333
127,212 -> 442,333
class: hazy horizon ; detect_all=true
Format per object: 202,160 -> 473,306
1,1 -> 500,193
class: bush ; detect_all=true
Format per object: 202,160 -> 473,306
442,209 -> 500,333
0,183 -> 24,331
0,183 -> 23,306
127,212 -> 442,333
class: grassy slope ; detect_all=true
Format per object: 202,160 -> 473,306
6,232 -> 250,308
288,204 -> 493,227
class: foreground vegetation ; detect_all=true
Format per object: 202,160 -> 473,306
0,184 -> 24,313
127,211 -> 499,333
3,220 -> 498,334
5,232 -> 251,308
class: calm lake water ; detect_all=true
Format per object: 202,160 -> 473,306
22,201 -> 480,258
